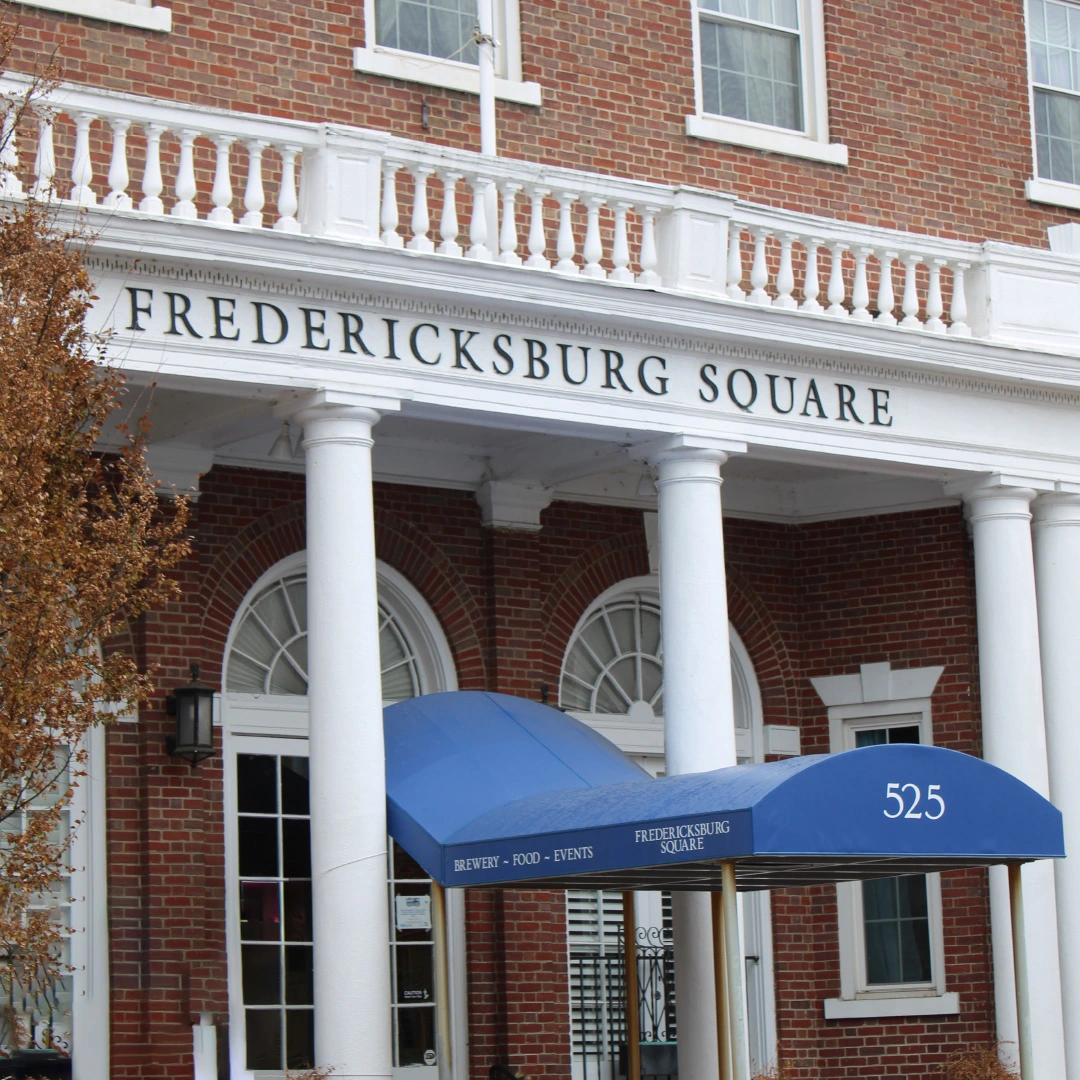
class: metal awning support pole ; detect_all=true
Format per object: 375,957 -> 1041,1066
622,891 -> 642,1080
477,0 -> 497,157
432,881 -> 453,1080
1008,863 -> 1034,1080
711,892 -> 732,1080
721,862 -> 750,1080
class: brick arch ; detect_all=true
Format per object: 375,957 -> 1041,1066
373,508 -> 487,690
540,530 -> 651,700
726,563 -> 800,728
196,499 -> 487,692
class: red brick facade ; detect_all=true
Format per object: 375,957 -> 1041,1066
103,465 -> 991,1078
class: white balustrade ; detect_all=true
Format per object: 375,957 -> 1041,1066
0,74 -> 1023,348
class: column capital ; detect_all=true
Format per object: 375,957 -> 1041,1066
1033,489 -> 1080,529
944,474 -> 1051,523
274,386 -> 405,428
629,432 -> 747,469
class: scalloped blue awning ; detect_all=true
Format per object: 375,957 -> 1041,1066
384,692 -> 1065,890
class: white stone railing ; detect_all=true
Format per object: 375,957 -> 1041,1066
7,74 -> 1080,351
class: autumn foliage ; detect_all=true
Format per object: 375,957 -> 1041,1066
0,191 -> 189,1048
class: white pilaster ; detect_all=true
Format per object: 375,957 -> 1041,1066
291,388 -> 402,1080
639,434 -> 746,1080
961,480 -> 1066,1079
1033,490 -> 1080,1079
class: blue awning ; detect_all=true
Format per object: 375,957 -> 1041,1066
384,692 -> 1065,890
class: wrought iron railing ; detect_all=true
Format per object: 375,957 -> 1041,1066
569,928 -> 677,1080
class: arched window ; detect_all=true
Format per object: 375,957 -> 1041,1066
560,577 -> 776,1080
221,555 -> 463,1080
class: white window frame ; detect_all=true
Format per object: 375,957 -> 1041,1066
812,662 -> 960,1020
11,0 -> 171,32
685,0 -> 847,165
222,553 -> 467,1080
353,0 -> 542,106
1024,0 -> 1080,209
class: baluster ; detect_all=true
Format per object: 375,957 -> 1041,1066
554,191 -> 580,276
637,204 -> 661,287
32,108 -> 57,201
748,227 -> 772,305
379,159 -> 403,248
581,195 -> 606,280
725,221 -> 745,300
850,245 -> 873,321
407,165 -> 435,252
70,112 -> 97,206
948,261 -> 972,336
774,232 -> 798,309
925,258 -> 947,333
466,175 -> 493,261
170,128 -> 199,219
498,181 -> 522,266
208,135 -> 234,224
274,144 -> 301,233
0,103 -> 22,198
610,200 -> 634,283
139,121 -> 165,214
825,241 -> 848,317
800,236 -> 823,311
900,253 -> 924,328
102,118 -> 131,210
524,185 -> 549,269
437,170 -> 462,257
240,138 -> 269,227
875,250 -> 898,325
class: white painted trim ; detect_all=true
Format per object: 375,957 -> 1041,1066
13,0 -> 171,31
1025,176 -> 1080,211
823,992 -> 960,1020
70,724 -> 110,1080
686,0 -> 846,165
352,48 -> 543,105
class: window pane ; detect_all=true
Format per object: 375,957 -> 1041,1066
862,877 -> 898,921
245,1009 -> 283,1070
396,944 -> 435,1003
239,817 -> 279,878
284,880 -> 313,942
238,754 -> 277,814
393,841 -> 428,881
285,945 -> 314,1005
281,756 -> 310,816
240,881 -> 282,941
899,917 -> 933,982
396,1005 -> 437,1067
864,920 -> 901,984
242,945 -> 282,1004
282,818 -> 311,878
376,0 -> 478,62
286,1009 -> 316,1070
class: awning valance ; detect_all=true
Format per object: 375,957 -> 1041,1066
384,692 -> 1064,890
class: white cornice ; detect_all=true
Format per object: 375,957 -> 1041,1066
80,212 -> 1080,402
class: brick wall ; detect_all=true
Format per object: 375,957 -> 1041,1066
5,0 -> 1074,246
105,470 -> 991,1078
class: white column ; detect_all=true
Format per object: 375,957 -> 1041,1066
962,481 -> 1066,1080
293,389 -> 402,1080
1033,490 -> 1080,1080
641,434 -> 746,1080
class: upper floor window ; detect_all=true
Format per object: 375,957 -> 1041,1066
1030,0 -> 1080,183
12,0 -> 171,31
1024,0 -> 1080,207
353,0 -> 542,106
698,0 -> 803,132
686,0 -> 847,165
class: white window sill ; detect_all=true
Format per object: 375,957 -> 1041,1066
352,47 -> 542,106
1026,176 -> 1080,211
823,992 -> 960,1020
13,0 -> 171,30
685,113 -> 848,166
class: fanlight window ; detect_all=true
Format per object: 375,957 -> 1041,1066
226,573 -> 421,702
560,594 -> 663,720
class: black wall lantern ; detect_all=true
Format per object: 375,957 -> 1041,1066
166,663 -> 217,766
